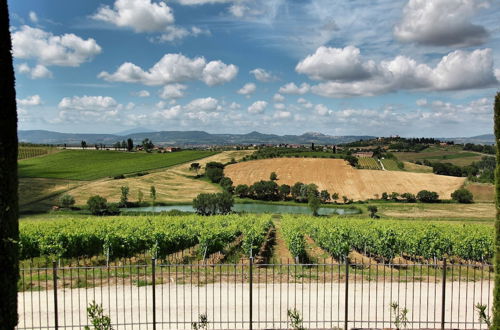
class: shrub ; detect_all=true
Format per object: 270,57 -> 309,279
120,186 -> 129,207
87,195 -> 108,215
59,194 -> 75,208
113,174 -> 125,180
270,172 -> 278,181
367,205 -> 379,218
279,184 -> 291,200
451,188 -> 474,203
235,184 -> 249,198
416,190 -> 439,203
192,191 -> 234,215
219,177 -> 234,193
401,192 -> 416,203
308,195 -> 321,216
206,167 -> 224,183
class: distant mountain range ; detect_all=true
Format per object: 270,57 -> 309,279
18,130 -> 495,146
18,130 -> 375,146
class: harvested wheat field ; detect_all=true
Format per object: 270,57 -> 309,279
225,158 -> 466,201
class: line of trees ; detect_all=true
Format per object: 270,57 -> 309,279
418,156 -> 495,183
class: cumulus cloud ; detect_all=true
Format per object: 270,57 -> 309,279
159,84 -> 187,99
177,0 -> 234,4
248,100 -> 268,114
250,68 -> 277,82
29,11 -> 38,23
394,0 -> 489,47
296,46 -> 498,98
273,93 -> 285,102
184,97 -> 221,112
98,53 -> 238,86
17,63 -> 53,79
12,25 -> 102,67
17,95 -> 42,106
237,82 -> 257,95
274,103 -> 286,110
134,90 -> 150,97
53,95 -> 128,123
315,104 -> 332,116
273,110 -> 291,119
279,82 -> 310,95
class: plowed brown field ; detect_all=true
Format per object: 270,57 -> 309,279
225,158 -> 466,201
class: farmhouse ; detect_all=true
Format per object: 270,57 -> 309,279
353,151 -> 374,158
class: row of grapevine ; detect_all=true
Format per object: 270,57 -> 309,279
280,216 -> 307,261
381,159 -> 402,171
306,218 -> 493,263
20,215 -> 252,260
18,147 -> 55,160
241,216 -> 273,257
358,157 -> 382,170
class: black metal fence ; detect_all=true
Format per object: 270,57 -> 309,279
17,258 -> 493,329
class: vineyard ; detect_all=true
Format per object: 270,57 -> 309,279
18,146 -> 57,160
381,159 -> 403,171
20,214 -> 493,265
357,157 -> 381,170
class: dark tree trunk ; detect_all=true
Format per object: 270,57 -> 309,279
494,92 -> 500,329
0,0 -> 19,328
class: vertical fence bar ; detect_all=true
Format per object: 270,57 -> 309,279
152,258 -> 156,330
52,261 -> 59,330
344,258 -> 349,330
249,257 -> 253,330
441,258 -> 447,330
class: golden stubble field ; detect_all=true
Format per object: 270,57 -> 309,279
224,158 -> 466,201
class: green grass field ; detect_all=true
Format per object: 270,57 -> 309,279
18,150 -> 217,180
394,150 -> 484,166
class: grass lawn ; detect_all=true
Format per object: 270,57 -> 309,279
18,150 -> 217,180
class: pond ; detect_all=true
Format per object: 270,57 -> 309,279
123,203 -> 360,215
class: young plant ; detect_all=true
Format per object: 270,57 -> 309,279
191,313 -> 208,330
475,303 -> 491,327
287,308 -> 306,330
84,301 -> 113,330
390,302 -> 408,329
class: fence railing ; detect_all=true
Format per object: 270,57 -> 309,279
17,258 -> 493,329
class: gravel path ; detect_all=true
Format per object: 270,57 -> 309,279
18,280 -> 492,329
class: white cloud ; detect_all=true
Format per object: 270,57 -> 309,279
159,84 -> 187,99
279,82 -> 310,95
237,82 -> 257,95
134,90 -> 150,97
315,104 -> 332,116
29,11 -> 38,23
152,105 -> 182,120
58,95 -> 119,110
17,63 -> 53,79
184,97 -> 221,112
296,46 -> 372,81
17,95 -> 42,106
416,98 -> 427,106
274,103 -> 286,110
394,0 -> 489,47
12,25 -> 102,67
92,0 -> 174,33
297,47 -> 498,98
155,26 -> 210,42
250,68 -> 277,82
177,0 -> 234,4
53,95 -> 127,123
273,110 -> 291,119
273,93 -> 285,102
229,102 -> 241,110
248,100 -> 268,114
99,53 -> 238,86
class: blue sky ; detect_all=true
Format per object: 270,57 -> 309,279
10,0 -> 500,137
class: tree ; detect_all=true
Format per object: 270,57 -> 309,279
87,195 -> 108,215
0,3 -> 19,325
190,163 -> 201,175
345,155 -> 358,167
142,138 -> 154,152
451,188 -> 474,204
390,192 -> 400,201
113,142 -> 121,150
206,167 -> 224,183
121,140 -> 127,149
126,138 -> 134,152
235,184 -> 249,198
492,91 -> 500,328
219,177 -> 234,193
416,190 -> 439,203
279,184 -> 291,200
81,140 -> 87,149
381,192 -> 389,200
120,186 -> 129,207
308,195 -> 321,216
291,182 -> 304,201
367,205 -> 379,218
331,192 -> 339,201
401,192 -> 416,203
150,186 -> 157,205
59,194 -> 75,208
270,172 -> 278,181
137,190 -> 144,203
320,190 -> 330,203
192,192 -> 234,215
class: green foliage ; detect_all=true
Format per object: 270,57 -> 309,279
191,314 -> 208,330
206,167 -> 224,183
308,195 -> 321,216
281,217 -> 307,261
381,192 -> 389,200
319,190 -> 330,203
137,190 -> 144,203
120,186 -> 129,207
475,303 -> 491,327
451,188 -> 474,203
390,302 -> 409,329
345,155 -> 359,167
401,193 -> 416,203
241,217 -> 273,257
192,192 -> 234,216
18,150 -> 217,180
87,195 -> 109,215
141,138 -> 154,152
270,172 -> 278,181
367,205 -> 378,218
150,186 -> 156,204
235,184 -> 249,198
248,180 -> 279,201
287,308 -> 306,330
84,301 -> 113,330
59,194 -> 75,208
279,184 -> 291,200
219,177 -> 234,193
18,146 -> 55,160
416,190 -> 440,203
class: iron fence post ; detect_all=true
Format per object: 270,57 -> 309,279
344,258 -> 349,330
52,260 -> 59,330
152,258 -> 156,330
249,256 -> 253,330
441,258 -> 447,330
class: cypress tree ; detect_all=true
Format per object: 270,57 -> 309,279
0,1 -> 19,328
494,91 -> 500,329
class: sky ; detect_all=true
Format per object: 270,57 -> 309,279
9,0 -> 500,137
